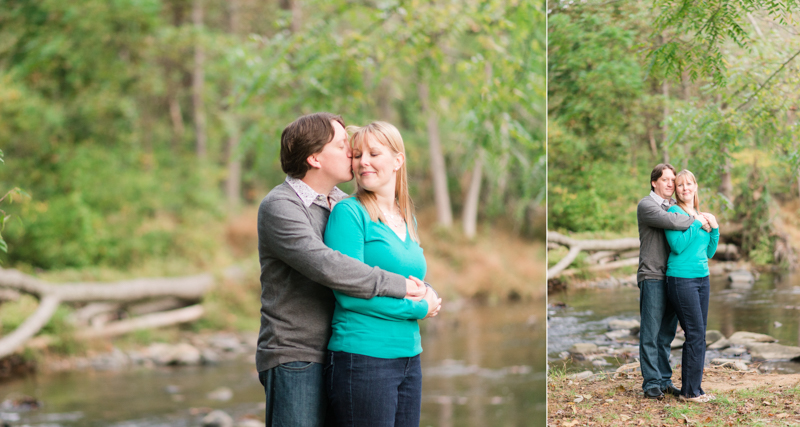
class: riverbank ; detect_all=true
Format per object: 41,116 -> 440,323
548,366 -> 800,426
0,206 -> 545,378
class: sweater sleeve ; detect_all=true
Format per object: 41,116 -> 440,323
325,201 -> 429,321
664,207 -> 703,255
637,199 -> 696,231
258,197 -> 406,299
707,227 -> 720,259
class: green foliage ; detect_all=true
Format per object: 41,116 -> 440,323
1,0 -> 544,270
649,0 -> 799,85
548,0 -> 799,267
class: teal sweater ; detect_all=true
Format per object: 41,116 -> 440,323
665,205 -> 720,278
323,197 -> 428,359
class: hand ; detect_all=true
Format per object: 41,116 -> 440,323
405,276 -> 426,301
694,213 -> 711,232
702,212 -> 719,229
422,287 -> 442,319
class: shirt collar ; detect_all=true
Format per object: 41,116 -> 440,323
649,191 -> 675,208
285,176 -> 349,210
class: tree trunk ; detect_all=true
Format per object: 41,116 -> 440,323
648,127 -> 659,159
718,146 -> 733,202
417,82 -> 452,227
662,80 -> 669,163
225,118 -> 242,211
280,0 -> 302,33
462,149 -> 484,239
168,85 -> 185,148
225,0 -> 242,211
192,0 -> 207,160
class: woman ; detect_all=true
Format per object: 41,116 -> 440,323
323,121 -> 441,427
664,170 -> 720,403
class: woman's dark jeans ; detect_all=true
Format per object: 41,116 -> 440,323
325,351 -> 422,427
666,275 -> 710,398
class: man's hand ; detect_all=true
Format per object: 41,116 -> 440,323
405,276 -> 426,301
702,212 -> 719,229
422,287 -> 442,319
695,213 -> 711,232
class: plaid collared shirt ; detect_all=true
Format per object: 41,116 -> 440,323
649,191 -> 676,210
285,176 -> 349,211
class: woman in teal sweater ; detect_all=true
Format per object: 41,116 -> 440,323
323,121 -> 441,427
665,170 -> 720,403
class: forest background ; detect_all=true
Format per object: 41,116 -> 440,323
0,0 -> 545,317
548,0 -> 800,270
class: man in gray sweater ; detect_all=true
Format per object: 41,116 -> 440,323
257,112 -> 441,426
637,163 -> 708,400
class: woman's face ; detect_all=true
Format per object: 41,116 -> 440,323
675,177 -> 696,205
352,134 -> 403,194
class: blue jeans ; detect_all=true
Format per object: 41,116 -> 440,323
638,279 -> 678,392
666,276 -> 710,398
259,361 -> 327,427
325,351 -> 422,427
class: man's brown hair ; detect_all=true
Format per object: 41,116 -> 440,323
650,163 -> 677,191
280,112 -> 345,179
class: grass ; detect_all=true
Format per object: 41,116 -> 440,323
548,369 -> 800,426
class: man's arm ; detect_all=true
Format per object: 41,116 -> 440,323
259,197 -> 406,299
637,200 -> 697,231
324,201 -> 437,319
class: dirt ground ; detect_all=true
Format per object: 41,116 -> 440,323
548,366 -> 800,426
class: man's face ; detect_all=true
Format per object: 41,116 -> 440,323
314,121 -> 353,184
652,168 -> 676,199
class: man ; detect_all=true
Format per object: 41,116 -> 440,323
257,112 -> 441,426
637,163 -> 709,400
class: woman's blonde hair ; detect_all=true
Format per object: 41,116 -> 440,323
675,169 -> 700,212
347,121 -> 419,244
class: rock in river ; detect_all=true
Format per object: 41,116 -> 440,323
608,319 -> 640,331
568,343 -> 598,360
705,330 -> 724,344
202,410 -> 234,427
727,331 -> 777,346
748,343 -> 800,361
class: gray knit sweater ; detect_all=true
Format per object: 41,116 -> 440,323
636,195 -> 698,283
256,182 -> 407,372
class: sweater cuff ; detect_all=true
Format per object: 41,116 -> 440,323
412,300 -> 429,319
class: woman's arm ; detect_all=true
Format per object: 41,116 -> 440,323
664,207 -> 703,255
703,213 -> 720,259
325,201 -> 428,321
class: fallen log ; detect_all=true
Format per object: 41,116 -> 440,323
547,232 -> 640,279
0,268 -> 214,359
0,269 -> 213,301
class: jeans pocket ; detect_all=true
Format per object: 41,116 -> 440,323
278,361 -> 315,372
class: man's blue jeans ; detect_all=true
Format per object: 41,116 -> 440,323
259,361 -> 326,427
325,351 -> 422,427
638,279 -> 678,392
666,275 -> 710,398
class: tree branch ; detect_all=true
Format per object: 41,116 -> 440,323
735,47 -> 800,111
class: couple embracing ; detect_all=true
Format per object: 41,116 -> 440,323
637,163 -> 721,403
257,112 -> 443,427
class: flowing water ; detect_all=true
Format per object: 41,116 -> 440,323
548,270 -> 800,374
0,302 -> 546,427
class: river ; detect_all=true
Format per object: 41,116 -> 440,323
0,302 -> 546,426
548,270 -> 800,374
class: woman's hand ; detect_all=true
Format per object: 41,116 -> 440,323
405,276 -> 426,301
695,213 -> 711,232
702,212 -> 719,229
422,287 -> 442,319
